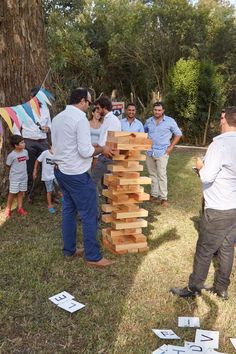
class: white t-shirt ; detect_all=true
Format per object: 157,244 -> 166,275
37,150 -> 55,181
6,149 -> 28,182
13,105 -> 51,140
51,105 -> 95,175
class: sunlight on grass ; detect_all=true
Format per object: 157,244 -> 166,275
0,150 -> 235,353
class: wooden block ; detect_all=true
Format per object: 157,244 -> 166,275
128,248 -> 139,253
114,241 -> 148,251
108,185 -> 144,194
112,208 -> 148,219
102,235 -> 128,254
111,218 -> 147,230
102,190 -> 129,202
121,204 -> 140,211
131,192 -> 150,201
138,247 -> 149,253
114,172 -> 141,178
108,164 -> 143,172
118,176 -> 151,185
107,131 -> 148,139
101,214 -> 113,223
113,153 -> 146,161
104,227 -> 142,237
101,204 -> 119,213
110,143 -> 152,151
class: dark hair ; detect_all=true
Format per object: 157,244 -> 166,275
10,135 -> 24,148
225,106 -> 236,127
153,101 -> 164,109
69,88 -> 88,105
127,103 -> 136,109
95,95 -> 112,111
30,86 -> 41,97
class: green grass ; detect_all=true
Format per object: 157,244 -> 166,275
0,150 -> 235,354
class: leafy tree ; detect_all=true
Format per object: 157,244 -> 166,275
167,59 -> 225,144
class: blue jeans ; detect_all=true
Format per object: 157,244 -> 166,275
54,169 -> 102,261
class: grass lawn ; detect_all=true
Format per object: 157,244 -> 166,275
0,150 -> 235,354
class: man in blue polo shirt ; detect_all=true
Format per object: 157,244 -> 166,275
144,102 -> 182,207
121,103 -> 144,132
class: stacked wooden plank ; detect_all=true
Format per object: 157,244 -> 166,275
102,131 -> 152,254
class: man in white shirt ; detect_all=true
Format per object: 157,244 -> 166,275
170,106 -> 236,300
13,86 -> 51,202
51,88 -> 114,268
91,95 -> 121,187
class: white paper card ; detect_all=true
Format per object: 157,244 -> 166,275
230,338 -> 236,349
185,341 -> 207,352
178,317 -> 200,328
152,344 -> 168,354
195,330 -> 219,350
167,344 -> 188,353
152,329 -> 180,340
57,299 -> 85,313
49,291 -> 74,305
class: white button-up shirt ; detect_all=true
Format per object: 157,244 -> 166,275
98,111 -> 121,147
200,131 -> 236,210
13,105 -> 51,140
51,105 -> 95,175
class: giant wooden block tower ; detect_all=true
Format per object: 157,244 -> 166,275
101,131 -> 152,254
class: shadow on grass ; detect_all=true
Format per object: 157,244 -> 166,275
0,150 -> 207,353
148,227 -> 180,251
171,293 -> 219,342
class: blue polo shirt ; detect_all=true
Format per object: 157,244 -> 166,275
144,115 -> 182,158
121,118 -> 144,133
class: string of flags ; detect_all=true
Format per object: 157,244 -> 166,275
0,87 -> 54,134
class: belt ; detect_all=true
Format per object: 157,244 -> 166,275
24,138 -> 47,142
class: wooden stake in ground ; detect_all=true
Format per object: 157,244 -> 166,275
102,131 -> 152,254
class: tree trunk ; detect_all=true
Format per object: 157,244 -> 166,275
202,103 -> 211,146
0,0 -> 48,199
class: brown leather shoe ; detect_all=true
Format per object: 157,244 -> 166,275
86,257 -> 115,268
161,199 -> 168,208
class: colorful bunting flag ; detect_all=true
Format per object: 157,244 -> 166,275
12,105 -> 29,127
31,97 -> 41,117
0,108 -> 13,133
0,87 -> 54,134
40,87 -> 55,101
5,107 -> 21,130
36,91 -> 52,106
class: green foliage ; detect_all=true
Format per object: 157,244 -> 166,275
43,0 -> 236,142
167,58 -> 225,144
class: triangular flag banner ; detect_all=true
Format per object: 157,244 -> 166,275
0,108 -> 13,133
5,107 -> 21,130
12,105 -> 29,127
36,91 -> 52,106
22,102 -> 36,123
40,87 -> 55,101
29,98 -> 40,117
32,97 -> 41,117
0,86 -> 54,134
